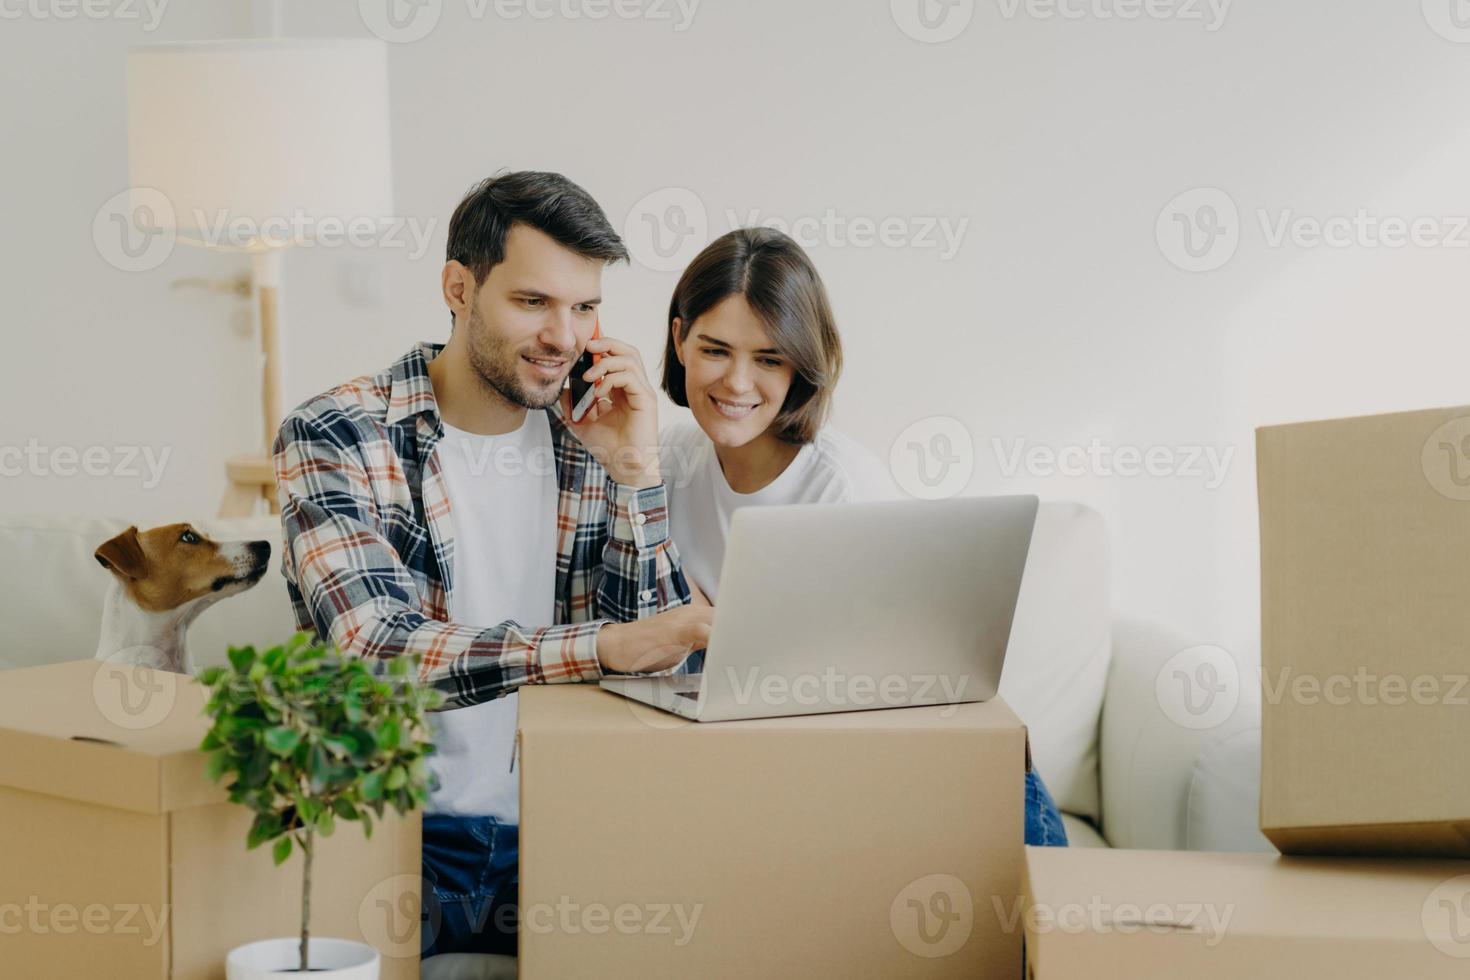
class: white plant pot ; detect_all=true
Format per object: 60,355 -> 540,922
226,937 -> 380,979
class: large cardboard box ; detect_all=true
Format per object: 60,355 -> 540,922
1021,845 -> 1470,977
1257,405 -> 1470,856
517,683 -> 1029,979
0,660 -> 422,980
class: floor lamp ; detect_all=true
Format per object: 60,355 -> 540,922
125,38 -> 394,516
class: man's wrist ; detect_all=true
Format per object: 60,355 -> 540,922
604,438 -> 660,488
595,620 -> 622,670
610,463 -> 661,490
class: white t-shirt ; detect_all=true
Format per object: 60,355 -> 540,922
424,411 -> 558,820
659,419 -> 895,602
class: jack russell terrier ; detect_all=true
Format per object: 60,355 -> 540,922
93,523 -> 271,676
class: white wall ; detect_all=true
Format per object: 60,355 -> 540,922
5,0 -> 1470,671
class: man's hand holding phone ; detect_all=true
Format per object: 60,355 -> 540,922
562,319 -> 661,489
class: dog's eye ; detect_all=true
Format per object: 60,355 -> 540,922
180,530 -> 200,545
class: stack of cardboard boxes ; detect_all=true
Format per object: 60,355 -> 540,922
0,661 -> 1038,979
516,685 -> 1034,979
0,660 -> 423,979
1022,405 -> 1470,977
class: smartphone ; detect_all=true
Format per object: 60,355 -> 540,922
568,317 -> 602,422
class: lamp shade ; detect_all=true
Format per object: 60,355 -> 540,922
126,38 -> 393,250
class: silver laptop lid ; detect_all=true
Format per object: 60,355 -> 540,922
692,494 -> 1039,722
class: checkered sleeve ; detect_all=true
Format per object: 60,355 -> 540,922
597,477 -> 692,621
273,411 -> 604,708
590,473 -> 702,677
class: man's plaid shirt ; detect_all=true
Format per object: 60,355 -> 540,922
273,341 -> 691,709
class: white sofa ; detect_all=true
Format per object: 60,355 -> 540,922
0,503 -> 1269,975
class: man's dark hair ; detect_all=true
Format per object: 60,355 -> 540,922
444,171 -> 629,328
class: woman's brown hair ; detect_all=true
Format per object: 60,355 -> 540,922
660,227 -> 842,445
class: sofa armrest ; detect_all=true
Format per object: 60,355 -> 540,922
1098,617 -> 1253,850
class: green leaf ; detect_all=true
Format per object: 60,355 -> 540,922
295,797 -> 320,827
204,749 -> 230,782
362,770 -> 384,801
239,751 -> 271,789
246,812 -> 281,850
331,797 -> 360,821
272,835 -> 293,866
375,718 -> 401,752
343,727 -> 378,762
321,735 -> 354,758
264,727 -> 300,757
385,766 -> 407,791
307,742 -> 331,793
227,646 -> 256,674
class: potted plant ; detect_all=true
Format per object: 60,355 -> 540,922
198,632 -> 444,978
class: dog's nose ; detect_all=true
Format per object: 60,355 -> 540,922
249,541 -> 271,564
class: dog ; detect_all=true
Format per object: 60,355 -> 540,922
93,523 -> 271,676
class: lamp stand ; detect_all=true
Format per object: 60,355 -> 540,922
219,249 -> 285,517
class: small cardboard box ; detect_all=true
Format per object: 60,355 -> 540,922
0,660 -> 422,980
1257,406 -> 1470,855
516,683 -> 1030,980
1021,845 -> 1470,978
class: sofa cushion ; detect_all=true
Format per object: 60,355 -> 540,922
1060,812 -> 1108,849
1187,724 -> 1276,853
998,502 -> 1111,823
0,514 -> 296,672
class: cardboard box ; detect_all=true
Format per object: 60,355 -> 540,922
517,683 -> 1029,979
1021,846 -> 1470,978
1257,405 -> 1470,856
0,660 -> 421,980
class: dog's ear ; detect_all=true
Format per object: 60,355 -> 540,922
95,526 -> 147,579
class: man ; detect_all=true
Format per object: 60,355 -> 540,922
273,171 -> 711,958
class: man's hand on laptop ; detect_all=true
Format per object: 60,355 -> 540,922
563,333 -> 661,489
597,606 -> 714,674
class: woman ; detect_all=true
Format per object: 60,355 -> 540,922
657,226 -> 1068,848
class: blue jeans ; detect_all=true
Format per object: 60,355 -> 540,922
420,814 -> 519,959
1024,767 -> 1068,847
1022,769 -> 1066,977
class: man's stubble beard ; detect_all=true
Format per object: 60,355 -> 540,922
464,303 -> 565,411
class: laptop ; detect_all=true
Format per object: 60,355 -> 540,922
599,494 -> 1039,722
